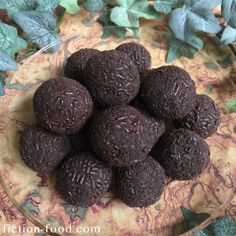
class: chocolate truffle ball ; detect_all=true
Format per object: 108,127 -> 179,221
19,124 -> 71,173
155,129 -> 210,180
90,105 -> 165,166
84,50 -> 140,107
116,156 -> 165,207
116,42 -> 151,72
175,94 -> 221,138
56,153 -> 112,207
64,48 -> 100,84
33,77 -> 94,134
140,66 -> 197,119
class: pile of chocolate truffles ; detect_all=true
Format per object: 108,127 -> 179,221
19,42 -> 221,208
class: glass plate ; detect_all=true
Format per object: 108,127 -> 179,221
0,27 -> 235,236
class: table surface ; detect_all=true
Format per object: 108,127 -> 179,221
0,9 -> 236,236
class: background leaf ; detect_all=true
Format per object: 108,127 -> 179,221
0,22 -> 27,56
99,10 -> 126,38
222,0 -> 236,28
83,0 -> 105,12
0,0 -> 36,18
164,32 -> 203,62
110,0 -> 161,35
221,25 -> 236,45
153,0 -> 184,14
0,50 -> 18,71
36,0 -> 58,12
169,0 -> 221,43
12,11 -> 61,52
59,0 -> 80,14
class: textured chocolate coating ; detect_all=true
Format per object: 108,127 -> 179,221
19,124 -> 71,173
175,94 -> 221,138
33,77 -> 94,134
56,153 -> 112,207
140,66 -> 197,119
116,42 -> 151,72
89,105 -> 165,166
64,48 -> 100,84
84,50 -> 140,107
116,156 -> 165,207
155,129 -> 210,180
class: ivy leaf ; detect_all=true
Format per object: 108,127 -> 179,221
222,0 -> 236,28
0,22 -> 27,56
110,0 -> 161,35
211,216 -> 236,235
0,80 -> 4,96
221,25 -> 236,45
12,11 -> 61,53
225,99 -> 236,112
153,0 -> 184,14
83,0 -> 105,12
59,0 -> 80,14
164,32 -> 203,62
0,50 -> 18,71
169,0 -> 221,43
0,0 -> 36,18
99,10 -> 126,38
36,0 -> 58,12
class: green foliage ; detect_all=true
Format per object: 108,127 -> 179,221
154,0 -> 184,14
181,207 -> 236,235
83,0 -> 105,12
59,0 -> 80,14
0,22 -> 27,56
12,11 -> 61,53
225,99 -> 236,112
0,50 -> 18,71
164,32 -> 203,62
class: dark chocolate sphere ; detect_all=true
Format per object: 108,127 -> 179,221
33,77 -> 94,134
84,50 -> 140,107
175,94 -> 221,138
116,156 -> 165,207
56,153 -> 112,207
19,124 -> 71,173
155,129 -> 210,180
116,42 -> 151,72
140,66 -> 197,119
89,105 -> 165,166
64,48 -> 100,84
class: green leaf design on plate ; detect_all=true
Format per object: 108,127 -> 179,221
12,11 -> 61,52
0,80 -> 5,96
225,99 -> 236,112
221,25 -> 236,45
99,10 -> 126,38
0,50 -> 18,71
153,0 -> 184,14
59,0 -> 80,14
211,216 -> 236,236
164,32 -> 203,62
83,0 -> 105,12
0,0 -> 36,18
169,0 -> 221,43
63,203 -> 86,221
36,0 -> 58,12
0,22 -> 27,56
110,0 -> 161,36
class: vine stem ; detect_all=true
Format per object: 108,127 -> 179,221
180,187 -> 236,236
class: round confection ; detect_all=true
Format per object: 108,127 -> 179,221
84,50 -> 140,107
174,94 -> 221,138
116,42 -> 151,73
64,48 -> 100,84
155,129 -> 210,180
140,66 -> 197,119
89,105 -> 165,166
33,77 -> 94,134
116,156 -> 165,207
56,153 -> 112,207
19,124 -> 71,173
